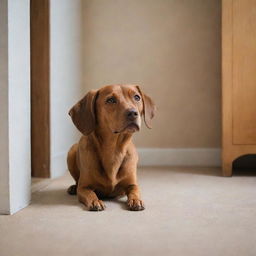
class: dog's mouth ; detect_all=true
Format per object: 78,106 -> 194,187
125,123 -> 140,133
113,123 -> 140,134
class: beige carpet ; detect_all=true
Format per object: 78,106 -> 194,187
1,167 -> 256,256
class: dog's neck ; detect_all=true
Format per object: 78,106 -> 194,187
90,127 -> 133,181
92,126 -> 132,153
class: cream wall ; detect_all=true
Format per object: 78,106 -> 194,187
82,0 -> 221,148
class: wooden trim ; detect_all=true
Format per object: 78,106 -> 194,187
222,0 -> 233,176
30,0 -> 50,178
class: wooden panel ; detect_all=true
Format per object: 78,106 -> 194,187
233,0 -> 256,144
30,0 -> 50,177
222,0 -> 256,176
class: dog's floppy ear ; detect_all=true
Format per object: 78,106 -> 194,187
136,86 -> 156,129
69,90 -> 98,135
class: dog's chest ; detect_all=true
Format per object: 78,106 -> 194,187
95,173 -> 123,197
96,151 -> 127,193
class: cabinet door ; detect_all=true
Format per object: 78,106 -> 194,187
233,0 -> 256,144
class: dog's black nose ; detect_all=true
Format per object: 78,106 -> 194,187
127,109 -> 138,120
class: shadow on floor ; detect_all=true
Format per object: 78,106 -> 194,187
32,188 -> 78,206
31,187 -> 128,210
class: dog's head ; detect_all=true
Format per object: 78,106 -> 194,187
69,84 -> 155,135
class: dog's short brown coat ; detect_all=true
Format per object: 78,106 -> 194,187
67,84 -> 155,211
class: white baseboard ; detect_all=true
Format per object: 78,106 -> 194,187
137,148 -> 221,167
50,148 -> 221,177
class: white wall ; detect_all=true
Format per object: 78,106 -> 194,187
50,0 -> 84,178
0,0 -> 31,214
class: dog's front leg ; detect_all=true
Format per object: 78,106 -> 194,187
126,184 -> 145,211
77,187 -> 105,211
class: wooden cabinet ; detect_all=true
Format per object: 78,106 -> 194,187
222,0 -> 256,176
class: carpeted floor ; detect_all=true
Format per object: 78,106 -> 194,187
0,167 -> 256,256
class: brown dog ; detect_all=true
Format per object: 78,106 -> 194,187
67,84 -> 155,211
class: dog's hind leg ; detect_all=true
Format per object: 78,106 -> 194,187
67,144 -> 80,195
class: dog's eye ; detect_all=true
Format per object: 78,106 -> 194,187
106,97 -> 117,104
134,95 -> 141,101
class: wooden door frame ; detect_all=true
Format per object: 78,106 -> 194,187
30,0 -> 50,178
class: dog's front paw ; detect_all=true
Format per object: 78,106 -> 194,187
88,199 -> 106,211
127,199 -> 145,211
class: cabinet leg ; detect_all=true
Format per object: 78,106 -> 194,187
222,161 -> 233,177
